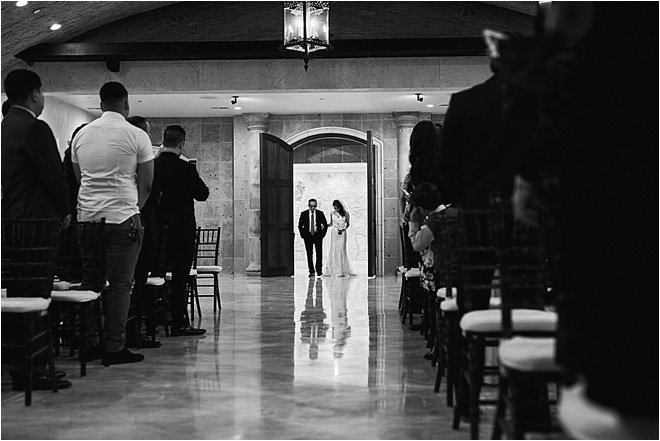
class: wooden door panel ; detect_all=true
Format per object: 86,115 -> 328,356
260,133 -> 294,277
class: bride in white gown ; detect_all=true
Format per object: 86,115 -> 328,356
324,200 -> 356,277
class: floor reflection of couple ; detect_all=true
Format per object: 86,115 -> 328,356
300,277 -> 355,359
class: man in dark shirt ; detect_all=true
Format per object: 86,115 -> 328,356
1,69 -> 70,224
1,69 -> 71,391
154,125 -> 209,336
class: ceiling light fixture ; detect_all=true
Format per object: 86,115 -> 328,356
281,1 -> 332,72
16,1 -> 28,7
416,93 -> 424,103
233,106 -> 242,111
231,96 -> 238,105
50,23 -> 62,31
426,104 -> 435,108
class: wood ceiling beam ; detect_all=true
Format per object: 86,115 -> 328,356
16,38 -> 486,72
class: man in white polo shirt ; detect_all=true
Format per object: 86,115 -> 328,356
71,81 -> 153,365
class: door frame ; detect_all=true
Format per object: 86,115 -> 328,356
286,127 -> 384,276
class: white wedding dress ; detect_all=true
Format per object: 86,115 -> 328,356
324,211 -> 356,277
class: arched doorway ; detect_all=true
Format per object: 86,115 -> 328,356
287,128 -> 384,276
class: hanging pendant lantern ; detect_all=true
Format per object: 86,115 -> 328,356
281,1 -> 332,71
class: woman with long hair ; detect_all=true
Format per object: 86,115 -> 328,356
324,199 -> 356,277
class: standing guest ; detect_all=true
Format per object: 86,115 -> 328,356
298,198 -> 328,277
126,116 -> 161,348
437,64 -> 517,311
509,3 -> 657,433
154,125 -> 209,337
1,68 -> 72,391
438,65 -> 517,210
71,81 -> 153,365
63,124 -> 87,229
1,70 -> 70,225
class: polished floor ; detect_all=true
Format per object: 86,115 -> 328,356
2,265 -> 488,440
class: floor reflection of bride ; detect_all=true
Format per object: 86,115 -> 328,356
326,276 -> 354,358
324,199 -> 357,277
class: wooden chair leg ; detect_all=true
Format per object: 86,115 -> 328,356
468,336 -> 485,439
193,279 -> 201,317
213,275 -> 221,311
79,305 -> 87,377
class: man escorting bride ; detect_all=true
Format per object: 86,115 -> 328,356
324,200 -> 356,277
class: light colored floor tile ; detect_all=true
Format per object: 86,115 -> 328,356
2,273 -> 482,439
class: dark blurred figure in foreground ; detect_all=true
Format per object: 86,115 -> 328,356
505,2 -> 658,436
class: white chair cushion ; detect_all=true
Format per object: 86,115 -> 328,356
436,287 -> 454,298
559,379 -> 659,440
146,277 -> 165,287
197,265 -> 222,273
52,281 -> 72,291
404,268 -> 420,279
165,269 -> 197,281
1,288 -> 7,298
440,298 -> 458,312
439,295 -> 501,311
51,290 -> 100,303
460,309 -> 557,334
498,337 -> 561,373
1,297 -> 51,313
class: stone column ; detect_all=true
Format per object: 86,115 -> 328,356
393,112 -> 420,214
244,113 -> 271,276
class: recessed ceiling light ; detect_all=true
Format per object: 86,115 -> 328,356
320,98 -> 325,101
16,1 -> 28,7
426,104 -> 435,108
33,8 -> 40,13
233,106 -> 242,110
50,23 -> 62,31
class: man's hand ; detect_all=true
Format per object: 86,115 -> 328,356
60,214 -> 72,230
512,174 -> 540,228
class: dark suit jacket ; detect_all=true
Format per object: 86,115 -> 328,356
298,209 -> 328,240
1,107 -> 69,219
154,152 -> 209,227
438,75 -> 518,208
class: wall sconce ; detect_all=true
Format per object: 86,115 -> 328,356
231,96 -> 238,105
416,93 -> 424,103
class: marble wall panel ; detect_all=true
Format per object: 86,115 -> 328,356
383,198 -> 399,220
384,178 -> 400,199
293,167 -> 368,264
202,123 -> 221,142
41,96 -> 95,157
385,257 -> 399,275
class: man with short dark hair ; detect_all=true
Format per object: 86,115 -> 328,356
71,81 -> 154,365
1,69 -> 70,224
155,125 -> 209,336
1,68 -> 72,391
298,198 -> 328,277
